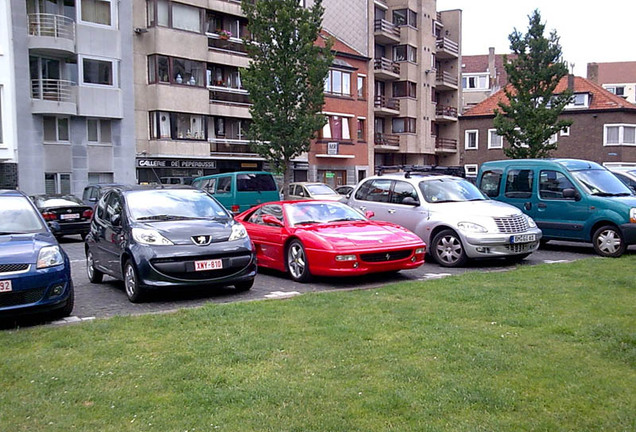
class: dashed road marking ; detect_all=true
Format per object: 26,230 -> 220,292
264,291 -> 301,299
419,273 -> 453,280
51,316 -> 96,325
543,260 -> 572,264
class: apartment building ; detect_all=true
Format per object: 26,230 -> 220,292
1,0 -> 18,188
371,1 -> 462,169
460,47 -> 513,111
587,61 -> 636,104
6,0 -> 136,195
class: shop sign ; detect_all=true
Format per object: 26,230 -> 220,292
136,159 -> 216,169
327,142 -> 338,155
326,172 -> 335,178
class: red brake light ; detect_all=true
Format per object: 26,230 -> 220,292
42,211 -> 56,221
231,205 -> 240,214
83,209 -> 94,219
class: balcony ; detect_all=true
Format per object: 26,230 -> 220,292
435,105 -> 458,122
209,86 -> 251,106
374,19 -> 400,44
374,95 -> 400,116
435,37 -> 459,59
208,34 -> 248,55
435,137 -> 458,153
374,133 -> 400,151
435,70 -> 459,91
27,13 -> 76,55
210,139 -> 263,159
30,79 -> 77,115
374,57 -> 400,80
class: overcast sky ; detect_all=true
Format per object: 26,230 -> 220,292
436,0 -> 635,76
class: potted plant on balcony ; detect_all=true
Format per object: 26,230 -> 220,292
217,29 -> 232,40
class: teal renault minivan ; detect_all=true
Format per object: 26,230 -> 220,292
191,171 -> 280,214
477,159 -> 636,257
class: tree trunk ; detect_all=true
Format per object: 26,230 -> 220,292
282,157 -> 294,200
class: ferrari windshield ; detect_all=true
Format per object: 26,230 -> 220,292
571,169 -> 632,196
286,202 -> 365,226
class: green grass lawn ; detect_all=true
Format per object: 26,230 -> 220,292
1,257 -> 634,431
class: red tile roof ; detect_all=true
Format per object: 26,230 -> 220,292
462,75 -> 636,117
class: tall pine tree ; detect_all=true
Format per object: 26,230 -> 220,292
493,9 -> 573,159
241,0 -> 333,196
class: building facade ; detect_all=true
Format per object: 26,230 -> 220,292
1,0 -> 18,188
587,61 -> 636,105
7,0 -> 136,195
460,47 -> 512,111
459,75 -> 636,177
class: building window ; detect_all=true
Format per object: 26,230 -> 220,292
357,118 -> 365,141
80,0 -> 112,26
393,81 -> 417,98
357,75 -> 366,99
393,45 -> 417,63
43,117 -> 69,142
149,111 -> 206,141
0,90 -> 3,144
392,117 -> 416,134
207,64 -> 242,88
87,119 -> 112,144
605,85 -> 625,97
392,9 -> 417,27
465,130 -> 478,150
604,124 -> 636,146
561,126 -> 570,136
464,164 -> 478,177
462,74 -> 488,90
325,70 -> 351,96
321,116 -> 351,140
565,93 -> 590,109
147,0 -> 202,33
82,58 -> 114,86
488,129 -> 502,149
45,173 -> 71,194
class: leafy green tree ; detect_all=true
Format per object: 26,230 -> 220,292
493,9 -> 573,159
241,0 -> 333,196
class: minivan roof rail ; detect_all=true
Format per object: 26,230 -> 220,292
376,165 -> 466,178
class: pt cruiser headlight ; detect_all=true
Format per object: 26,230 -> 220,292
228,223 -> 248,241
37,246 -> 64,269
525,214 -> 537,228
132,228 -> 174,245
458,222 -> 488,233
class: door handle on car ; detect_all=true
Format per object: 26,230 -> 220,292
537,203 -> 547,209
359,206 -> 366,212
388,209 -> 396,214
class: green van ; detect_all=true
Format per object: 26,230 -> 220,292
477,159 -> 636,257
191,171 -> 280,214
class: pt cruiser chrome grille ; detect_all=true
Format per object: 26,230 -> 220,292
494,215 -> 529,234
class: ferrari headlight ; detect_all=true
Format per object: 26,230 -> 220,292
37,246 -> 64,269
229,223 -> 248,241
457,222 -> 488,233
132,228 -> 174,245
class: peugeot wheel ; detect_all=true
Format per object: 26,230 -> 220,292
592,225 -> 626,257
286,240 -> 311,282
431,229 -> 468,267
86,250 -> 104,283
124,260 -> 146,303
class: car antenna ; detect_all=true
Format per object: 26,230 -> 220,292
150,166 -> 164,188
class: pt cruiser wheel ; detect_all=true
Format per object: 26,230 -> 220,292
592,225 -> 626,257
431,229 -> 468,267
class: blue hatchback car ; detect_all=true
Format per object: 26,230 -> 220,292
0,190 -> 74,319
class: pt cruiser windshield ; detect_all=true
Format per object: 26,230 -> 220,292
419,178 -> 487,203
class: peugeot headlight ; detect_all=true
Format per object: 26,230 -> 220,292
525,214 -> 537,228
457,222 -> 488,233
132,228 -> 174,245
228,223 -> 248,241
37,246 -> 64,269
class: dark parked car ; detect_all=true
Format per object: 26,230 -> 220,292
82,183 -> 124,207
30,194 -> 93,239
0,190 -> 74,319
85,185 -> 257,302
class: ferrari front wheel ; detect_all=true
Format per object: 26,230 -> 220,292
286,240 -> 311,282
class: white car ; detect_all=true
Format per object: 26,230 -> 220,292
607,166 -> 636,193
288,182 -> 343,201
347,168 -> 542,267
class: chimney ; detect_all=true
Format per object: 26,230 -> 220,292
587,63 -> 598,83
568,74 -> 575,91
488,47 -> 496,87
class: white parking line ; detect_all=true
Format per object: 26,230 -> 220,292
264,291 -> 301,299
51,316 -> 96,325
419,273 -> 453,280
543,260 -> 572,264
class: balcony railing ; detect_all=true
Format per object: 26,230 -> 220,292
374,19 -> 400,38
31,79 -> 75,102
435,105 -> 458,118
374,133 -> 400,147
436,71 -> 458,88
374,95 -> 400,111
28,13 -> 75,40
435,138 -> 458,151
435,37 -> 459,57
208,33 -> 248,55
374,57 -> 400,75
210,139 -> 254,154
209,86 -> 251,105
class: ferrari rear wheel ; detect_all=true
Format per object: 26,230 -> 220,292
286,240 -> 311,282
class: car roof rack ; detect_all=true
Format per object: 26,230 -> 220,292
376,165 -> 466,178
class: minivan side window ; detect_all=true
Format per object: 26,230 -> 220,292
480,170 -> 502,198
391,180 -> 418,204
505,169 -> 534,198
539,170 -> 576,200
216,176 -> 232,193
355,179 -> 392,203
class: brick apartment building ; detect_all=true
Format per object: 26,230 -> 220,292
587,61 -> 636,104
459,75 -> 636,177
